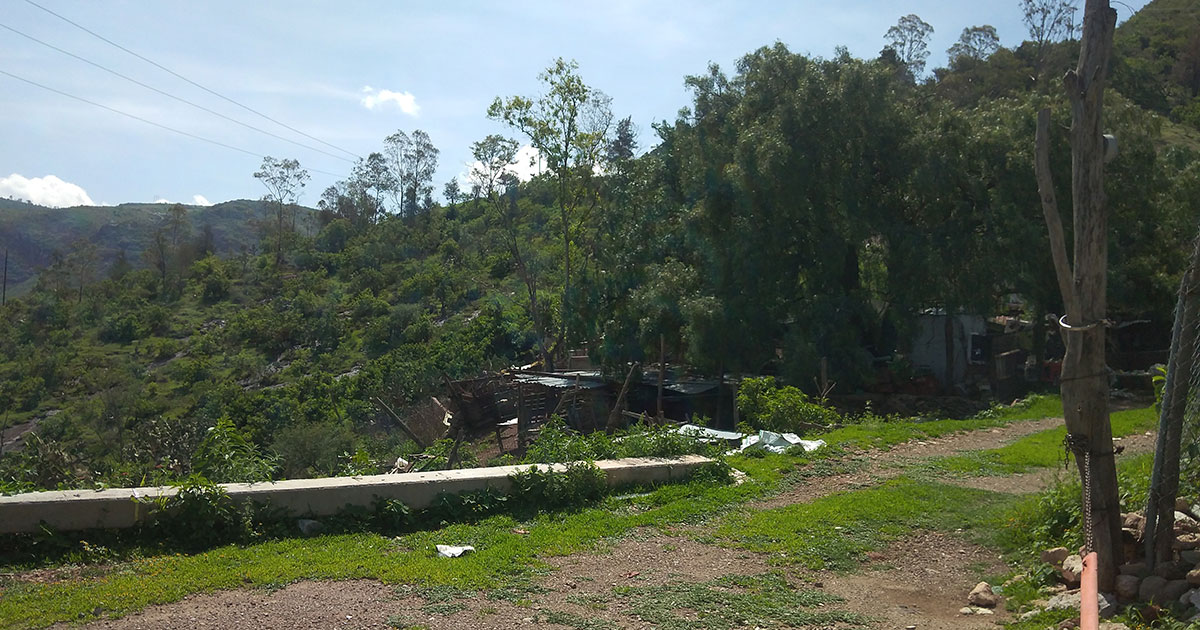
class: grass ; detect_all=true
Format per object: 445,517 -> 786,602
613,572 -> 865,629
921,404 -> 1157,477
717,476 -> 1019,570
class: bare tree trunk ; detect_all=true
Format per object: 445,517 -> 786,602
607,363 -> 638,432
944,312 -> 955,394
1146,231 -> 1200,564
1035,0 -> 1121,590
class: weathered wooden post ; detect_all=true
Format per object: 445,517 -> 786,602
1034,0 -> 1121,590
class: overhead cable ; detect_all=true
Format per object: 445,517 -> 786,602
22,0 -> 360,160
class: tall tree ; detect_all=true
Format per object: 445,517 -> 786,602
1022,0 -> 1079,71
489,58 -> 612,361
253,156 -> 309,266
884,14 -> 934,79
383,130 -> 440,217
947,25 -> 1001,62
442,178 -> 462,208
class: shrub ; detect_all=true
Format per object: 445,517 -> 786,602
736,376 -> 842,434
192,418 -> 279,483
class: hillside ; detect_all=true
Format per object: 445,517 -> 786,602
1,0 -> 1197,497
0,199 -> 298,297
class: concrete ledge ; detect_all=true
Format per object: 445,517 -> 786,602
0,455 -> 714,534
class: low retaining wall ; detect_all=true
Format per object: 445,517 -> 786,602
0,455 -> 713,534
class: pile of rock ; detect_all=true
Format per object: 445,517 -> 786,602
1023,506 -> 1200,624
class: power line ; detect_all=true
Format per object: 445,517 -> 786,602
22,0 -> 361,160
0,68 -> 343,178
0,22 -> 354,164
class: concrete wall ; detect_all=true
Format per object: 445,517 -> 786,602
0,455 -> 713,534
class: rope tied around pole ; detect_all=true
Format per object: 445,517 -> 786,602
1057,314 -> 1113,333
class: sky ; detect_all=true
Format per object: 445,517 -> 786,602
0,0 -> 1151,208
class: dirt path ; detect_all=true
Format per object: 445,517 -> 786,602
55,414 -> 1149,630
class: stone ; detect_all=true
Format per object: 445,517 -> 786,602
1120,561 -> 1149,577
1177,587 -> 1200,608
1042,546 -> 1071,566
296,518 -> 324,536
1182,550 -> 1200,565
1057,618 -> 1080,630
1046,590 -> 1118,618
958,606 -> 994,615
1115,574 -> 1140,602
1123,512 -> 1145,531
1154,560 -> 1190,580
1061,554 -> 1084,586
1140,575 -> 1169,602
1189,566 -> 1200,586
967,581 -> 999,608
1162,579 -> 1191,603
1097,623 -> 1130,630
1174,533 -> 1200,550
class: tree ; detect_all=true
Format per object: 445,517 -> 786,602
470,135 -> 552,367
383,130 -> 439,217
948,25 -> 1001,62
442,178 -> 462,208
489,58 -> 612,361
1022,0 -> 1079,70
884,14 -> 934,79
254,156 -> 309,265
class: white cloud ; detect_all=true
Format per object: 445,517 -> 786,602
0,173 -> 95,208
360,86 -> 420,116
192,194 -> 213,206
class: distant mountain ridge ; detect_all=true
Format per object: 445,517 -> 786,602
0,198 -> 310,297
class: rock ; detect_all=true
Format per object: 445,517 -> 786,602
1115,574 -> 1140,602
1189,566 -> 1200,586
1120,561 -> 1149,577
1174,533 -> 1200,550
1177,587 -> 1200,608
1154,560 -> 1190,580
1182,550 -> 1200,565
1061,554 -> 1084,586
296,519 -> 324,536
967,581 -> 999,608
1046,590 -> 1118,618
1123,512 -> 1145,531
1163,579 -> 1191,603
1042,546 -> 1071,566
1057,618 -> 1080,630
1140,575 -> 1169,602
958,606 -> 994,615
1097,623 -> 1131,630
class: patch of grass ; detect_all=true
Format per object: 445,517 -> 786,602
819,395 -> 1063,452
541,609 -> 617,629
718,477 -> 1018,570
565,592 -> 611,610
923,404 -> 1156,477
613,571 -> 864,629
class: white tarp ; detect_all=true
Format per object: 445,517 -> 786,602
675,424 -> 825,454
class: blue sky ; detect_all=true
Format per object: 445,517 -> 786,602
0,0 -> 1149,208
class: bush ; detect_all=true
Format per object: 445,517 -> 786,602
736,376 -> 842,434
192,418 -> 279,483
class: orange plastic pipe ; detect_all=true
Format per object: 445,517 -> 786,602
1080,551 -> 1099,630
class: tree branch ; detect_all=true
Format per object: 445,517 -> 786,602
1035,107 -> 1079,318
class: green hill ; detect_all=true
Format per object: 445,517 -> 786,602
0,199 -> 298,298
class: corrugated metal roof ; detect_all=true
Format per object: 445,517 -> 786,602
512,374 -> 608,390
664,381 -> 718,395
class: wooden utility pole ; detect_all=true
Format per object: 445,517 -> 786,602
1034,0 -> 1121,590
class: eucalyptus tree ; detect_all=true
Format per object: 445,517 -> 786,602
488,58 -> 612,359
253,156 -> 309,265
948,25 -> 1001,62
884,14 -> 934,79
383,130 -> 440,217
